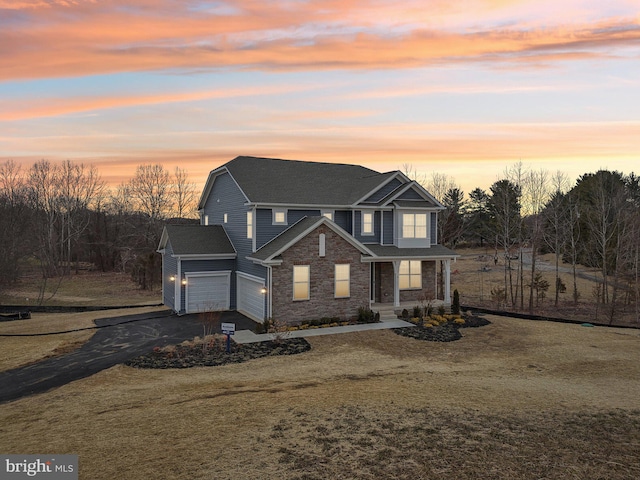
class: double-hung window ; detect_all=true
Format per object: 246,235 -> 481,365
399,260 -> 421,289
293,265 -> 310,301
334,264 -> 350,298
247,211 -> 253,239
362,212 -> 374,236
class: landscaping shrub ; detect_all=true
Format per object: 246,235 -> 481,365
452,289 -> 461,315
357,306 -> 377,324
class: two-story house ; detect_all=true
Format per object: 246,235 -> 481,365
158,156 -> 458,322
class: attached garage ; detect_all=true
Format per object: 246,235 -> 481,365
185,272 -> 231,313
237,272 -> 265,321
158,225 -> 237,315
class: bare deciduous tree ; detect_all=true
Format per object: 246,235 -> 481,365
173,166 -> 197,219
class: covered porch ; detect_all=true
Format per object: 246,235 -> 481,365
363,245 -> 457,310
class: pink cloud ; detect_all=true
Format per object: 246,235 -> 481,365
1,1 -> 638,80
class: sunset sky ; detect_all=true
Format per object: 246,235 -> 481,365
1,0 -> 639,196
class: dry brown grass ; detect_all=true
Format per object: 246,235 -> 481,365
1,316 -> 639,479
1,270 -> 161,306
0,306 -> 167,371
452,247 -> 638,325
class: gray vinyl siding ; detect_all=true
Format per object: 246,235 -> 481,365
256,208 -> 321,249
353,210 -> 381,244
363,178 -> 402,203
202,170 -> 266,284
333,210 -> 351,233
162,241 -> 177,310
431,212 -> 437,245
398,189 -> 423,200
383,211 -> 394,245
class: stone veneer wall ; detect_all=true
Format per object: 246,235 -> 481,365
271,225 -> 370,323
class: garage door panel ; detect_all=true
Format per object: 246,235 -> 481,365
237,274 -> 265,321
186,274 -> 230,313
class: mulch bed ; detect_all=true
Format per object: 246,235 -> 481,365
126,337 -> 311,369
393,315 -> 491,342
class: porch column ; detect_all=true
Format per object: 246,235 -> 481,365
444,259 -> 451,305
392,260 -> 400,307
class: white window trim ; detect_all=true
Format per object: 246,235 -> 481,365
399,260 -> 422,290
272,208 -> 288,225
293,265 -> 310,301
334,264 -> 350,298
223,213 -> 228,224
247,211 -> 253,239
362,211 -> 374,236
401,212 -> 427,239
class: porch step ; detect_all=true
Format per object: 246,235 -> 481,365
372,305 -> 399,322
371,303 -> 452,322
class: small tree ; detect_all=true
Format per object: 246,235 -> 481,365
452,289 -> 461,315
267,317 -> 291,344
198,307 -> 222,354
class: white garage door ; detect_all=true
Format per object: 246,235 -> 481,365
186,273 -> 230,313
237,273 -> 265,321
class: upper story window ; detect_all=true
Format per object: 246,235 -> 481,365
322,210 -> 334,221
247,211 -> 253,239
293,265 -> 310,301
273,208 -> 287,225
223,213 -> 228,224
402,213 -> 427,239
362,211 -> 374,236
204,215 -> 209,226
335,264 -> 350,298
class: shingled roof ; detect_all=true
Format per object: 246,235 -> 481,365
222,156 -> 397,205
247,216 -> 374,264
159,225 -> 236,256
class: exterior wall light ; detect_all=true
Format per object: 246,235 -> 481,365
181,279 -> 187,286
260,286 -> 267,295
169,276 -> 175,282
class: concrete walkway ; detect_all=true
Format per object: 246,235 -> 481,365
233,318 -> 414,343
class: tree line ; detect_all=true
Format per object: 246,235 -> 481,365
418,163 -> 639,324
1,158 -> 638,324
0,159 -> 198,303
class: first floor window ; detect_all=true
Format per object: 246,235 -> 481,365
399,260 -> 421,289
293,265 -> 310,300
335,264 -> 350,298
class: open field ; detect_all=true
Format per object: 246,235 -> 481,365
0,270 -> 161,307
1,316 -> 639,479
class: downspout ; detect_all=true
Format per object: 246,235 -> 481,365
175,259 -> 182,314
267,265 -> 273,320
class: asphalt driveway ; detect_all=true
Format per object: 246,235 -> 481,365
0,309 -> 257,404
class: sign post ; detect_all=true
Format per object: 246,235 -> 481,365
221,322 -> 236,353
